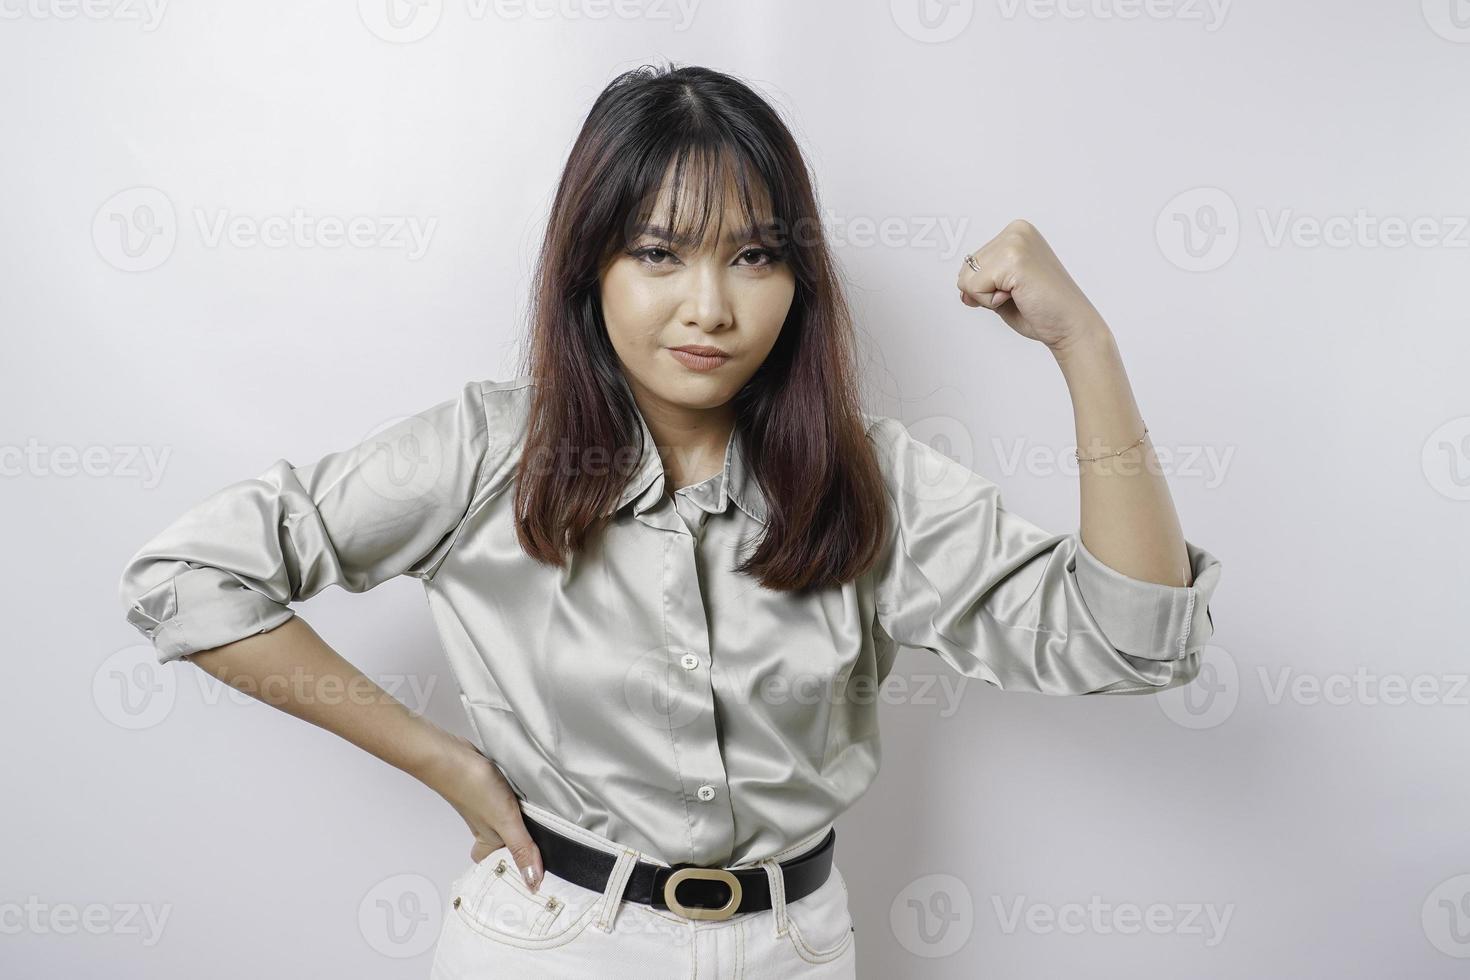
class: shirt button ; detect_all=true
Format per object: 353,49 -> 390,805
680,653 -> 699,670
696,784 -> 716,802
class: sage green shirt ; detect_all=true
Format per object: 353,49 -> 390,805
119,375 -> 1222,867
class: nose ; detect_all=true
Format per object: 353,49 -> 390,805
680,259 -> 733,331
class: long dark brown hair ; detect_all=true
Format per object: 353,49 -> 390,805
511,62 -> 887,593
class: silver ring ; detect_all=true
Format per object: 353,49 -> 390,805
964,252 -> 981,274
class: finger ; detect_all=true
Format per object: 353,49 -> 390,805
498,819 -> 545,893
957,254 -> 1010,310
992,297 -> 1025,332
962,285 -> 1011,310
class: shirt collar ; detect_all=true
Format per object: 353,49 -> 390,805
605,400 -> 768,525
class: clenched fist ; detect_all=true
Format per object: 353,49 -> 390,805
956,219 -> 1110,355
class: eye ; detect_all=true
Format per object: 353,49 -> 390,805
736,247 -> 780,268
632,246 -> 678,267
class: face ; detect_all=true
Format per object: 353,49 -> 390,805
599,164 -> 796,418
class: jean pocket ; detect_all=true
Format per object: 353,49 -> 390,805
784,861 -> 855,963
451,845 -> 602,950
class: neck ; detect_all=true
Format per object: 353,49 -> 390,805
631,388 -> 735,492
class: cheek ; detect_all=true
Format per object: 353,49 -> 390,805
602,273 -> 671,343
736,274 -> 797,342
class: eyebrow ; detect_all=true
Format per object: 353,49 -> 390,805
632,220 -> 781,248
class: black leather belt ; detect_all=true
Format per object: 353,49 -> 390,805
522,812 -> 836,922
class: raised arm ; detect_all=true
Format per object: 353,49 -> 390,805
957,219 -> 1194,588
865,220 -> 1221,696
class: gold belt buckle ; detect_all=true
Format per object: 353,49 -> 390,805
663,866 -> 743,921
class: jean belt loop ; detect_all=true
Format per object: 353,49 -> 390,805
594,848 -> 640,933
759,857 -> 789,939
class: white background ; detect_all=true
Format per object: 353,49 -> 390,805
4,1 -> 1469,977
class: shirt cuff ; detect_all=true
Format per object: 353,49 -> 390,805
124,565 -> 297,664
1070,534 -> 1220,662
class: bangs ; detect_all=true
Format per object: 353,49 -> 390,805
616,140 -> 787,256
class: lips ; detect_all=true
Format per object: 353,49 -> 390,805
667,346 -> 732,372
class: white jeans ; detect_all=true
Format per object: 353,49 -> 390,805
429,797 -> 857,979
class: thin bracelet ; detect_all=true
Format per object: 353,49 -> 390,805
1075,423 -> 1148,463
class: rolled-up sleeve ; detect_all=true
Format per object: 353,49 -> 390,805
867,416 -> 1222,696
118,380 -> 492,664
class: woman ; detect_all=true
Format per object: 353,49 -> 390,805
118,63 -> 1222,978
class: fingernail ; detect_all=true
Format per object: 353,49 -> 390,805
523,864 -> 540,893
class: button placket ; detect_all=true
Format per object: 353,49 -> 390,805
659,499 -> 735,863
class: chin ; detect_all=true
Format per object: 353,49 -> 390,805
659,374 -> 737,406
